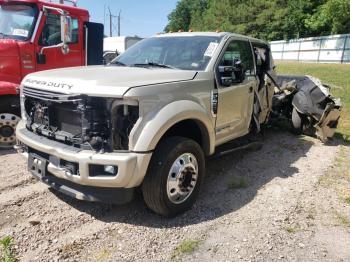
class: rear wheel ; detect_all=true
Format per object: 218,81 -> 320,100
291,107 -> 304,135
291,107 -> 315,136
142,137 -> 205,217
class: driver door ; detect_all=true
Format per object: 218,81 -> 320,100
215,39 -> 258,144
35,13 -> 83,71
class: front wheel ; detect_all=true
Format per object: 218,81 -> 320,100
0,96 -> 21,149
0,113 -> 20,149
142,137 -> 205,217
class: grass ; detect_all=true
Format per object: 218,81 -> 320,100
0,236 -> 17,262
276,62 -> 350,142
171,239 -> 201,260
335,211 -> 350,227
284,226 -> 298,234
319,146 -> 350,203
345,196 -> 350,205
95,248 -> 112,261
228,176 -> 249,189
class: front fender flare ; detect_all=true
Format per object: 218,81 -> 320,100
132,100 -> 215,155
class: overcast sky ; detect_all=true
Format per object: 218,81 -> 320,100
78,0 -> 178,37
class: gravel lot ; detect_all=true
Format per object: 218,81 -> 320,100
1,129 -> 350,262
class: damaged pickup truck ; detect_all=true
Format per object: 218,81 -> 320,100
15,32 -> 341,216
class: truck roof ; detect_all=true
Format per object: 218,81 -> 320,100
0,0 -> 89,18
156,32 -> 267,45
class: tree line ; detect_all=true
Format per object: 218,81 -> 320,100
165,0 -> 350,41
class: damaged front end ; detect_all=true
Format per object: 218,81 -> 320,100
272,75 -> 342,142
22,86 -> 139,152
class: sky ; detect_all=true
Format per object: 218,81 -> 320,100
78,0 -> 179,38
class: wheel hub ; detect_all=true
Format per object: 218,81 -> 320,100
167,153 -> 198,204
0,113 -> 20,148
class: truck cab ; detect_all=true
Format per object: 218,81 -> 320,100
0,0 -> 103,148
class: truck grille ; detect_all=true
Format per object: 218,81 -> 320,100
23,86 -> 111,151
23,86 -> 81,102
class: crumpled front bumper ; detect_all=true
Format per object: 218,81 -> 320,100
15,121 -> 152,203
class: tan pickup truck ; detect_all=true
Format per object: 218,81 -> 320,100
15,32 -> 341,216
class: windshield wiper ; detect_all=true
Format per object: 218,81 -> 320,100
131,62 -> 177,69
110,61 -> 127,67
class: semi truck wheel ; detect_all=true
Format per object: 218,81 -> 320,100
0,113 -> 20,149
142,137 -> 205,217
0,97 -> 21,149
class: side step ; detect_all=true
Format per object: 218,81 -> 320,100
210,134 -> 264,159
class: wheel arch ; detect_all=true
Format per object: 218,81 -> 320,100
132,100 -> 215,156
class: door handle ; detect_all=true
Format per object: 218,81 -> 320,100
249,86 -> 253,93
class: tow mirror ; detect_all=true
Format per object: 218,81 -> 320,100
218,59 -> 245,86
233,59 -> 245,83
60,15 -> 72,54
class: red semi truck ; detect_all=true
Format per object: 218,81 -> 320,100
0,0 -> 104,148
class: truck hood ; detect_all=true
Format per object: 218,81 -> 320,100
22,66 -> 198,97
0,39 -> 21,84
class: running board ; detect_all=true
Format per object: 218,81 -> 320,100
210,134 -> 264,159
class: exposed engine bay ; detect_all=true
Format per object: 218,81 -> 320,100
271,75 -> 342,141
22,86 -> 139,152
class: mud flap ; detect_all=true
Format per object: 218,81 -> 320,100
315,102 -> 341,142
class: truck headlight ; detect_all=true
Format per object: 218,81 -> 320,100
111,100 -> 139,151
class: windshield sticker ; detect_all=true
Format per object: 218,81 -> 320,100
12,29 -> 29,37
204,42 -> 219,57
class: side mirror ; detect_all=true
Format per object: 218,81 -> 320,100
218,59 -> 245,86
60,15 -> 72,54
233,59 -> 245,83
37,53 -> 46,64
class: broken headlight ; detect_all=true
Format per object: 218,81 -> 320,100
111,100 -> 139,151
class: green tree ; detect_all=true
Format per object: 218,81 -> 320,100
306,0 -> 350,35
164,0 -> 208,32
165,0 -> 347,41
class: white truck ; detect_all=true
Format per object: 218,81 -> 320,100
16,32 -> 341,217
103,36 -> 143,64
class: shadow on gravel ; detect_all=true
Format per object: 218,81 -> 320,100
51,129 -> 343,228
0,148 -> 16,156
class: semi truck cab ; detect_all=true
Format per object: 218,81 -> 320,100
0,0 -> 103,148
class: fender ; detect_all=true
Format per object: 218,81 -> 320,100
0,82 -> 19,95
132,100 -> 216,155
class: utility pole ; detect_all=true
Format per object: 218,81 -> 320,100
108,7 -> 112,37
107,7 -> 122,37
118,10 -> 121,37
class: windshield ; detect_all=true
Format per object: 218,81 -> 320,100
112,36 -> 223,71
0,4 -> 38,41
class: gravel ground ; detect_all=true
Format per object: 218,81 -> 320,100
1,129 -> 350,262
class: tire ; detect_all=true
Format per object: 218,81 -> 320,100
0,96 -> 21,149
291,107 -> 304,135
142,137 -> 205,217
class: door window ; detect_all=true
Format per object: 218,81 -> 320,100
219,40 -> 255,77
39,13 -> 78,46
